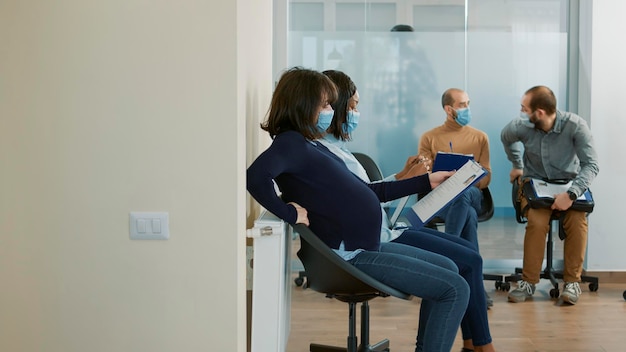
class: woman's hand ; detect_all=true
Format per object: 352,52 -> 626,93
428,170 -> 455,189
288,202 -> 309,226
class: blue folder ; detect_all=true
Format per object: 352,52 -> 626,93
432,151 -> 474,172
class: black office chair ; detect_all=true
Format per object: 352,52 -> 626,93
503,178 -> 599,298
353,152 -> 384,182
295,152 -> 383,289
294,223 -> 412,352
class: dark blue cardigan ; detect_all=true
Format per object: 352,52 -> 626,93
247,131 -> 431,251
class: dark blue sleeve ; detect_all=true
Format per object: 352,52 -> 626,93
367,174 -> 432,202
246,135 -> 302,224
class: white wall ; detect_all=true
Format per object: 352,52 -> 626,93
583,0 -> 626,271
0,0 -> 272,351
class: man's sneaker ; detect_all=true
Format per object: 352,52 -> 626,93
560,282 -> 581,305
508,280 -> 536,303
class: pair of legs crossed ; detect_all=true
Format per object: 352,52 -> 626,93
349,242 -> 469,352
392,227 -> 493,348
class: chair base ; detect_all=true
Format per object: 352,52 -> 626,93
483,273 -> 511,292
294,270 -> 308,288
310,339 -> 390,352
503,218 -> 599,297
309,300 -> 391,352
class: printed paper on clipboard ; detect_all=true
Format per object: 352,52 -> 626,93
526,178 -> 594,213
404,159 -> 487,228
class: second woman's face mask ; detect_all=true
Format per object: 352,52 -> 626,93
343,110 -> 360,134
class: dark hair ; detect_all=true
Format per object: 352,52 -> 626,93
261,67 -> 338,140
390,24 -> 414,32
441,88 -> 464,108
321,70 -> 357,141
525,86 -> 557,115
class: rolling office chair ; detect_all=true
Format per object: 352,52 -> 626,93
503,178 -> 599,297
295,152 -> 383,289
352,152 -> 384,182
295,152 -> 499,288
294,223 -> 412,352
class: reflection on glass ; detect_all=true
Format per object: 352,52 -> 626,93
284,0 -> 571,262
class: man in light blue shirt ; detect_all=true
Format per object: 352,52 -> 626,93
501,85 -> 599,305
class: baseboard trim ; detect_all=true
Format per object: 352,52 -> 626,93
584,271 -> 626,283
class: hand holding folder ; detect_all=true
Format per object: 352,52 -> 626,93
524,178 -> 594,213
405,160 -> 487,228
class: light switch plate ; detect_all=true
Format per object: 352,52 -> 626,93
130,212 -> 169,240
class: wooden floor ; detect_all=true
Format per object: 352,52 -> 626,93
285,216 -> 626,352
287,279 -> 626,352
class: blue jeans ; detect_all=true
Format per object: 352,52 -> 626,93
348,242 -> 470,352
436,186 -> 482,251
392,227 -> 493,346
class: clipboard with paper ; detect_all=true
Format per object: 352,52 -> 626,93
524,178 -> 594,213
404,159 -> 487,228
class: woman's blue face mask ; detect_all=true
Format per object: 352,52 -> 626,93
343,110 -> 360,134
316,110 -> 334,132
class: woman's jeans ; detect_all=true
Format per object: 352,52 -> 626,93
392,227 -> 493,346
349,241 -> 470,352
436,186 -> 482,251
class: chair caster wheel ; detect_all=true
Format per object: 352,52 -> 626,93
622,290 -> 626,301
589,282 -> 599,292
503,282 -> 511,291
294,277 -> 304,287
550,288 -> 559,298
495,281 -> 509,291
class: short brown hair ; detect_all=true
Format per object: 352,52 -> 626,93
441,88 -> 464,108
261,67 -> 338,140
525,86 -> 557,115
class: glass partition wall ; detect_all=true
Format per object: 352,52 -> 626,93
278,0 -> 575,265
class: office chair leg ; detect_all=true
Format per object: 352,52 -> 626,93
310,301 -> 391,352
359,301 -> 369,348
544,223 -> 560,298
348,302 -> 358,352
357,301 -> 390,352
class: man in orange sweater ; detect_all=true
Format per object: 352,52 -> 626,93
419,88 -> 492,250
419,88 -> 493,309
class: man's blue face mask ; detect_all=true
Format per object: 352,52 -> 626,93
454,107 -> 471,126
519,111 -> 535,128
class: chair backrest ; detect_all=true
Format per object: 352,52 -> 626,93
294,223 -> 411,301
352,152 -> 384,182
511,178 -> 527,224
477,187 -> 495,222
